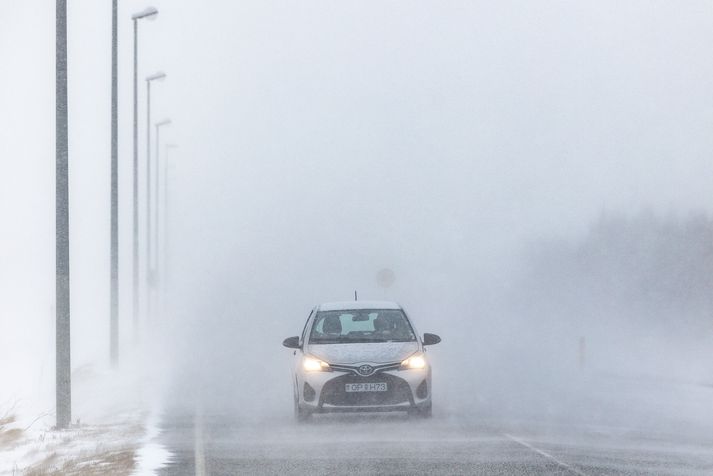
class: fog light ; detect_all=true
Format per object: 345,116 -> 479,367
416,380 -> 428,399
303,382 -> 316,402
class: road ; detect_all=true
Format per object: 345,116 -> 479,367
153,327 -> 713,476
155,409 -> 713,475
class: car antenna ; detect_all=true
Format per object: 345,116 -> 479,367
354,290 -> 358,301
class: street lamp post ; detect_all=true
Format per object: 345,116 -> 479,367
110,0 -> 118,367
56,0 -> 71,430
161,144 -> 178,320
153,118 -> 171,276
131,6 -> 158,343
163,143 -> 178,274
145,74 -> 166,316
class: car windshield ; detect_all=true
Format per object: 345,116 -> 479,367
309,310 -> 416,344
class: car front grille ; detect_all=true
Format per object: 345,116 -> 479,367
320,373 -> 412,406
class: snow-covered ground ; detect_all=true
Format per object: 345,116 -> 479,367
0,354 -> 171,475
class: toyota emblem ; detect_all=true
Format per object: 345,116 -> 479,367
357,364 -> 375,376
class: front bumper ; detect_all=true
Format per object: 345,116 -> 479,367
298,368 -> 431,413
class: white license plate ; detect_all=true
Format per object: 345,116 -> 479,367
345,382 -> 388,392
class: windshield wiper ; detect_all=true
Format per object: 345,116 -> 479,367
311,337 -> 415,344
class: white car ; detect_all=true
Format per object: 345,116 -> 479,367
282,301 -> 441,420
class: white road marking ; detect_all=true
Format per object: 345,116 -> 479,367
504,433 -> 588,476
194,405 -> 207,476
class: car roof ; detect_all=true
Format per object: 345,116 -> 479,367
317,301 -> 402,312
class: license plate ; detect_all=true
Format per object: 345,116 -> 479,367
345,382 -> 387,392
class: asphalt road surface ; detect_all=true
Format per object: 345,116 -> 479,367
156,410 -> 713,475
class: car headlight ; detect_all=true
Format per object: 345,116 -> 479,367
400,352 -> 427,370
303,356 -> 331,372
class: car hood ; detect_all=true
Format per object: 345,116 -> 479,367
306,341 -> 419,365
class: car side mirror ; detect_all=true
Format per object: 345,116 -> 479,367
423,333 -> 441,346
282,336 -> 300,349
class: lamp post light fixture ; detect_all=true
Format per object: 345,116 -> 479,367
132,6 -> 158,21
131,6 -> 159,343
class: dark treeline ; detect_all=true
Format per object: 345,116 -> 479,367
513,211 -> 713,337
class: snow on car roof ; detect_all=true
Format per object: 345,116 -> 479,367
318,301 -> 402,311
